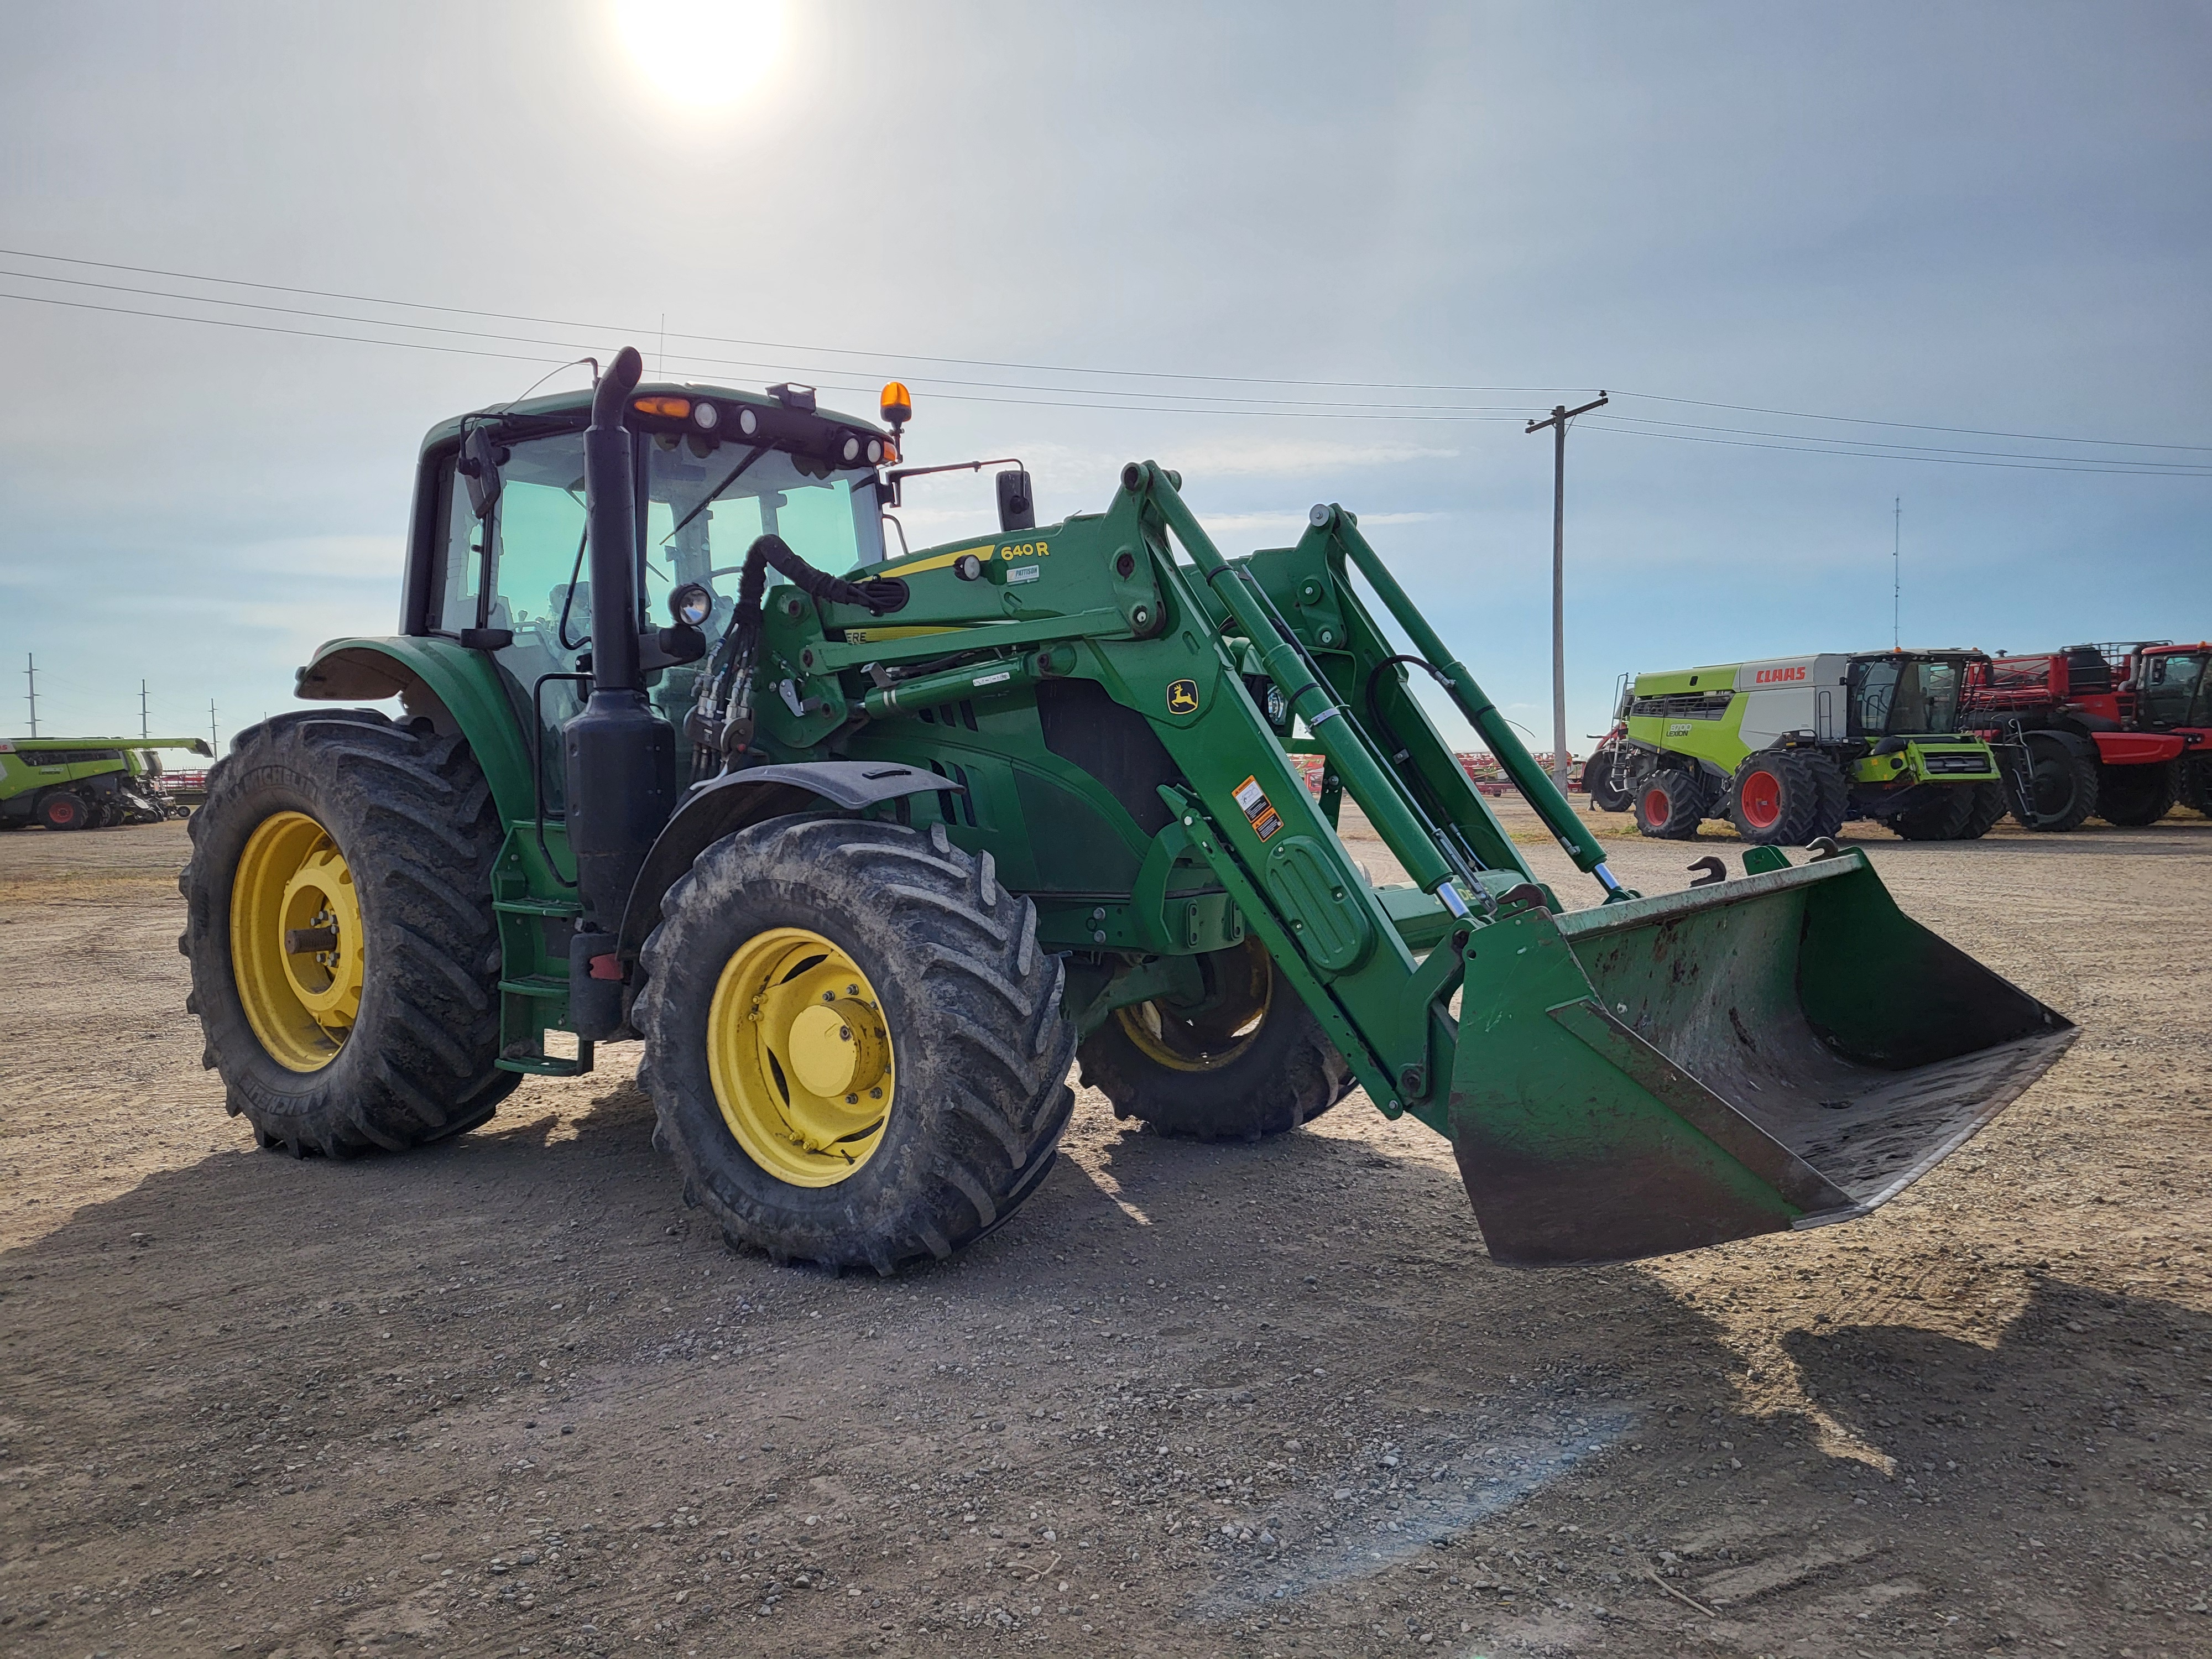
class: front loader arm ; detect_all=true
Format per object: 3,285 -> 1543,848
807,465 -> 2074,1269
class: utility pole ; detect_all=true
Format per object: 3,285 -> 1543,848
140,680 -> 150,741
23,654 -> 36,739
209,700 -> 218,754
1526,392 -> 1609,795
1892,497 -> 1902,649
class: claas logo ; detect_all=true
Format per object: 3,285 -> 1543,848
1755,666 -> 1808,685
1165,679 -> 1200,714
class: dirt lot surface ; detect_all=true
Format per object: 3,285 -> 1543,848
3,796 -> 2210,1659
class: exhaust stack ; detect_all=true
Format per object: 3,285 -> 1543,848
564,346 -> 675,1037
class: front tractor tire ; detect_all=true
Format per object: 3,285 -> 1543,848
2095,760 -> 2177,827
1077,938 -> 1349,1141
180,710 -> 517,1157
1887,785 -> 1976,842
1583,744 -> 1634,813
2007,734 -> 2098,832
1726,750 -> 1847,846
38,791 -> 90,831
1633,766 -> 1712,839
635,818 -> 1077,1275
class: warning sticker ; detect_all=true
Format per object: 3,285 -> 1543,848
1233,774 -> 1284,842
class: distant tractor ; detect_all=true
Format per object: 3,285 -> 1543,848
1594,651 -> 2008,844
0,737 -> 215,830
1964,642 -> 2211,831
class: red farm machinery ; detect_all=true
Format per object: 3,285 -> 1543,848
1966,642 -> 2211,831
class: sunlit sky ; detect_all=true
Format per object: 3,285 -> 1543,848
2,2 -> 2205,753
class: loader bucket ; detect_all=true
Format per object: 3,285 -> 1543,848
1447,849 -> 2075,1266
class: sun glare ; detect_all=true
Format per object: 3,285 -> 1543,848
613,0 -> 786,109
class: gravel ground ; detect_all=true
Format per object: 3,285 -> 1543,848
1,795 -> 2208,1659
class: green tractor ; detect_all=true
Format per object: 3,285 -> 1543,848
1592,651 -> 2011,844
179,350 -> 2073,1270
2,737 -> 213,830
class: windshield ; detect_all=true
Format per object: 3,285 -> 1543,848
643,434 -> 884,642
1850,655 -> 1968,737
2141,649 -> 2210,728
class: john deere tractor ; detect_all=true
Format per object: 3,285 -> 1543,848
180,349 -> 2074,1270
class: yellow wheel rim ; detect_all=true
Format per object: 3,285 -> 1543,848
707,927 -> 896,1187
1114,938 -> 1274,1073
229,811 -> 364,1072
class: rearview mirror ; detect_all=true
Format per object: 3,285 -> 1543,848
458,427 -> 505,520
997,468 -> 1035,533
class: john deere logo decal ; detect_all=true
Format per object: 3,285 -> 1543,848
1165,679 -> 1199,714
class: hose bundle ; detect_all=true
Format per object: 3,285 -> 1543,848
691,535 -> 908,781
730,534 -> 908,634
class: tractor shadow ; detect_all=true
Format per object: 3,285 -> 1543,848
6,1088 -> 2208,1657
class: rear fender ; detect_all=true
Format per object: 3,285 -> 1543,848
295,638 -> 537,827
614,761 -> 958,961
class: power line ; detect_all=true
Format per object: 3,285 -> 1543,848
2,245 -> 2207,470
1609,388 -> 2212,456
1575,418 -> 2212,478
0,268 -> 1546,416
0,244 -> 1584,397
1585,412 -> 2212,474
0,289 -> 1543,424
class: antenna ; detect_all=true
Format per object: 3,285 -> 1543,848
209,698 -> 218,754
1893,496 -> 1901,650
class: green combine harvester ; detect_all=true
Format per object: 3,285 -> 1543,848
1,737 -> 213,830
1588,651 -> 2009,843
179,351 -> 2073,1269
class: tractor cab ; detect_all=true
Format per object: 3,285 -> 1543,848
2136,644 -> 2211,731
400,381 -> 896,804
1845,650 -> 1980,741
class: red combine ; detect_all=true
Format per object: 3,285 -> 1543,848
1965,641 -> 2211,830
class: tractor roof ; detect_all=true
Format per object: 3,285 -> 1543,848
419,380 -> 888,455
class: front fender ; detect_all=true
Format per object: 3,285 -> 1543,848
295,637 -> 537,827
2091,730 -> 2188,766
615,760 -> 959,961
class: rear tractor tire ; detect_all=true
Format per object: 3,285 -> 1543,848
180,709 -> 517,1157
2095,760 -> 2177,827
1633,766 -> 1712,840
1078,938 -> 1348,1141
635,817 -> 1077,1275
2007,734 -> 2098,832
1725,750 -> 1846,846
2180,758 -> 2212,817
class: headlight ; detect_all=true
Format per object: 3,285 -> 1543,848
1265,685 -> 1288,726
669,583 -> 713,628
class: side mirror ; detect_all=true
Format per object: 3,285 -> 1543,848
458,427 -> 505,520
996,468 -> 1036,533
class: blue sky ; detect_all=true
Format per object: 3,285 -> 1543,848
2,2 -> 2205,752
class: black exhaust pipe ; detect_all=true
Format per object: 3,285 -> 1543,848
564,346 -> 675,1037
